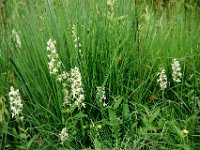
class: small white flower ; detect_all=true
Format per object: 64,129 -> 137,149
59,128 -> 68,145
57,71 -> 70,83
9,86 -> 23,119
81,102 -> 86,108
47,39 -> 56,51
157,68 -> 167,90
172,59 -> 182,83
103,102 -> 108,107
12,29 -> 21,48
51,68 -> 58,75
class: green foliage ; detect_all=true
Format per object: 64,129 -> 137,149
0,0 -> 200,149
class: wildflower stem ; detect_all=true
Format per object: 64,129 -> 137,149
134,0 -> 141,85
17,120 -> 28,148
162,90 -> 165,102
80,112 -> 86,145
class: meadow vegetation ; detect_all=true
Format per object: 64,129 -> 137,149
0,0 -> 200,149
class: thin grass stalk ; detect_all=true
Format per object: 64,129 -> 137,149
2,0 -> 15,86
135,0 -> 141,84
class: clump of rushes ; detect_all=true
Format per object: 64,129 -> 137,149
59,128 -> 69,145
12,29 -> 21,48
70,67 -> 86,108
172,59 -> 182,83
46,39 -> 62,75
96,86 -> 107,107
157,68 -> 167,90
72,24 -> 82,55
9,86 -> 23,120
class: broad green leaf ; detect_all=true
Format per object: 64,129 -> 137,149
122,104 -> 130,120
27,134 -> 39,149
186,89 -> 194,97
113,97 -> 122,109
149,108 -> 160,122
108,108 -> 116,121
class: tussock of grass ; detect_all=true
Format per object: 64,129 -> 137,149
0,0 -> 200,149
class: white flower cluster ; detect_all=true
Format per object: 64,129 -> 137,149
59,128 -> 68,145
46,39 -> 86,108
46,39 -> 71,106
46,39 -> 62,75
70,67 -> 86,108
157,68 -> 167,90
12,29 -> 21,48
72,24 -> 82,54
96,86 -> 107,107
172,59 -> 182,83
9,86 -> 23,119
57,71 -> 71,106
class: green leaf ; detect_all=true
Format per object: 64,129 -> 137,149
17,145 -> 27,150
141,117 -> 149,127
94,138 -> 102,150
68,104 -> 76,113
149,108 -> 160,122
122,104 -> 130,120
186,89 -> 194,97
12,127 -> 18,136
170,121 -> 183,138
143,105 -> 150,116
108,108 -> 117,121
20,133 -> 27,139
19,127 -> 27,132
185,81 -> 192,88
113,97 -> 122,109
74,112 -> 87,119
131,121 -> 138,130
26,134 -> 39,149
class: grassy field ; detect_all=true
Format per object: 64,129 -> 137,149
0,0 -> 200,149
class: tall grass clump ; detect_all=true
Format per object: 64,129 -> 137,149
0,0 -> 200,149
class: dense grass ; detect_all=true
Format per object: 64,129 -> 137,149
0,0 -> 200,149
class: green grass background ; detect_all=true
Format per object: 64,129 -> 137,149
0,0 -> 200,149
